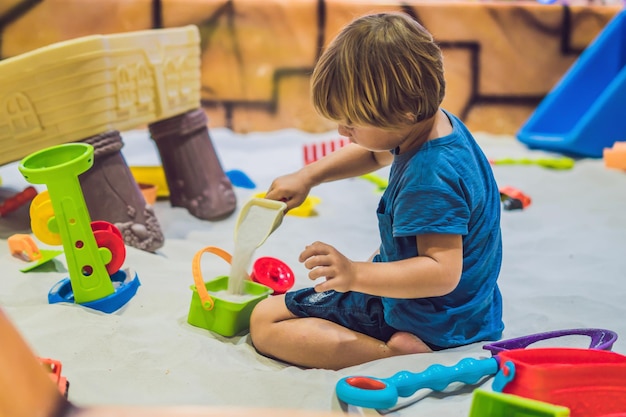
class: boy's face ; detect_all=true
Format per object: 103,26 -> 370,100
337,123 -> 416,153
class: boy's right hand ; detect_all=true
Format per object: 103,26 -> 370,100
265,171 -> 313,211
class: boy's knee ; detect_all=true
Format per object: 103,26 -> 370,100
250,296 -> 271,327
249,296 -> 278,348
250,295 -> 293,352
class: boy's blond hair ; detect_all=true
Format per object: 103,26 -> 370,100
311,12 -> 445,130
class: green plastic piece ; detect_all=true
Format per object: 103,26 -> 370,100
19,249 -> 64,273
360,173 -> 389,191
490,157 -> 575,170
187,275 -> 272,337
18,143 -> 115,304
469,390 -> 570,417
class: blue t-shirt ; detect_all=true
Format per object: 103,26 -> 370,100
374,110 -> 503,348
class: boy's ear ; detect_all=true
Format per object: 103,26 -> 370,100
403,112 -> 420,123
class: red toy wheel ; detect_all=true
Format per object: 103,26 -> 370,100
91,221 -> 126,275
251,257 -> 295,295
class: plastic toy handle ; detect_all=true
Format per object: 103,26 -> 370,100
192,246 -> 233,311
336,357 -> 499,409
0,186 -> 37,217
482,328 -> 618,355
492,360 -> 516,393
394,357 -> 499,396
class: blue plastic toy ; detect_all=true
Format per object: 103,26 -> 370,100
517,9 -> 626,158
336,357 -> 497,409
226,169 -> 256,189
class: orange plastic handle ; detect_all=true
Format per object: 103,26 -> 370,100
192,246 -> 233,311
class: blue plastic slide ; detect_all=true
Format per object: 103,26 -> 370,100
517,9 -> 626,158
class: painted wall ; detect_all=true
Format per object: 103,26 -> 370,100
0,0 -> 620,135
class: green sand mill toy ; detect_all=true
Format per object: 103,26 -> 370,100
19,143 -> 140,313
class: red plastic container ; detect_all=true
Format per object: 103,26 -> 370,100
498,348 -> 626,417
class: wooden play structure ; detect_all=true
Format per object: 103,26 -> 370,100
0,26 -> 236,252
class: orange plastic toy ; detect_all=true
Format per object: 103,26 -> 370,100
8,234 -> 42,262
603,142 -> 626,170
499,186 -> 532,211
38,358 -> 69,398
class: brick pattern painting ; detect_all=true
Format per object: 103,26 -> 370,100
0,0 -> 620,135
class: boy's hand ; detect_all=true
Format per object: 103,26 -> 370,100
299,241 -> 356,293
265,172 -> 312,211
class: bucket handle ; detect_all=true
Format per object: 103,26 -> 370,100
192,246 -> 233,311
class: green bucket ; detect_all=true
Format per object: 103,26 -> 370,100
187,246 -> 273,337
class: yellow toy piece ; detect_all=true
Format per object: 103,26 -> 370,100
28,191 -> 62,246
0,25 -> 200,166
254,192 -> 321,217
130,166 -> 170,198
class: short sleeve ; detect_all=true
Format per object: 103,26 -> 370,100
393,185 -> 469,236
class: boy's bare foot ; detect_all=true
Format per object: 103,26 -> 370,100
387,332 -> 432,355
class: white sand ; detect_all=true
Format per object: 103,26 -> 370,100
0,127 -> 625,415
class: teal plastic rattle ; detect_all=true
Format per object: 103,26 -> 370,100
336,357 -> 497,409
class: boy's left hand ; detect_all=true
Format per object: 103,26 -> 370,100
299,241 -> 355,293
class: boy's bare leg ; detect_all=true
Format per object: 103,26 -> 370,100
0,305 -> 373,417
0,309 -> 66,417
250,295 -> 431,370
